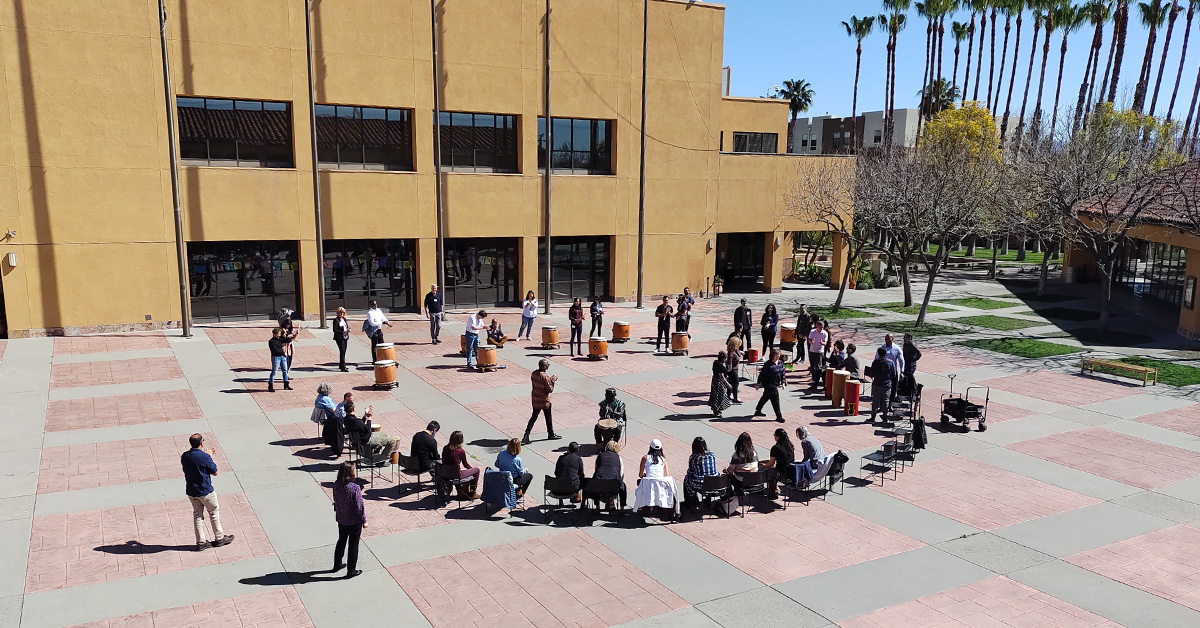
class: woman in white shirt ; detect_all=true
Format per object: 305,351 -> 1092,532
519,291 -> 538,340
633,439 -> 680,518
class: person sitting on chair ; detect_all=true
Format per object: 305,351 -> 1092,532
587,440 -> 627,510
795,425 -> 828,487
725,432 -> 759,492
494,438 -> 533,495
342,401 -> 399,460
410,421 -> 440,473
487,319 -> 509,348
555,441 -> 586,500
759,428 -> 795,499
827,339 -> 846,370
595,388 -> 627,447
683,436 -> 719,509
441,430 -> 480,498
841,343 -> 861,379
632,439 -> 680,518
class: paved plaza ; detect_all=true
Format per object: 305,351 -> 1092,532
3,279 -> 1200,628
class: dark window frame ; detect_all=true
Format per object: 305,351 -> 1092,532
178,97 -> 295,168
536,117 -> 614,175
315,104 -> 414,172
436,111 -> 519,173
730,132 -> 778,154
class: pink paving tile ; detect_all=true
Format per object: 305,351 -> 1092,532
222,345 -> 340,374
915,347 -> 992,375
247,372 -> 393,412
53,333 -> 170,356
870,456 -> 1100,530
837,576 -> 1124,628
37,433 -> 230,494
548,350 -> 676,378
50,357 -> 185,389
1008,427 -> 1200,490
45,389 -> 205,432
671,498 -> 924,585
66,586 -> 314,628
410,359 -> 532,394
1135,403 -> 1200,438
316,478 -> 451,539
920,386 -> 1036,425
621,375 -> 729,415
465,391 -> 601,439
979,370 -> 1142,405
535,432 -> 693,487
204,325 -> 315,346
26,493 -> 274,593
389,530 -> 688,628
1067,525 -> 1200,613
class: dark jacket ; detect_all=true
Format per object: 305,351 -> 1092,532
870,357 -> 894,384
410,431 -> 439,472
903,342 -> 922,375
268,337 -> 285,357
734,305 -> 752,330
343,413 -> 372,444
593,450 -> 623,480
555,452 -> 586,491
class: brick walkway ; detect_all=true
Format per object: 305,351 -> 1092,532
1008,428 -> 1200,490
45,389 -> 205,432
53,333 -> 169,356
50,357 -> 185,389
67,588 -> 314,628
38,433 -> 230,493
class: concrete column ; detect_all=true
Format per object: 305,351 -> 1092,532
518,236 -> 540,300
763,231 -> 785,294
611,235 -> 636,302
298,239 -> 322,320
829,232 -> 849,289
415,238 -> 439,296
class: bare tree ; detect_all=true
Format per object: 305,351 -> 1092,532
785,157 -> 869,312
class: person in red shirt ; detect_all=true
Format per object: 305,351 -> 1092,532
441,430 -> 480,498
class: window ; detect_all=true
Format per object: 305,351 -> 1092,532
443,238 -> 519,308
731,132 -> 778,154
316,105 -> 413,171
188,241 -> 300,322
324,239 -> 417,313
178,97 -> 293,168
874,129 -> 883,144
437,112 -> 518,173
801,136 -> 809,148
537,118 -> 613,174
538,236 -> 610,301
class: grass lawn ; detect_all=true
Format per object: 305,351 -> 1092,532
957,338 -> 1085,358
949,315 -> 1045,331
802,306 -> 877,319
879,321 -> 963,338
940,297 -> 1021,310
924,245 -> 1046,265
873,301 -> 954,315
1098,357 -> 1200,387
1032,307 -> 1101,322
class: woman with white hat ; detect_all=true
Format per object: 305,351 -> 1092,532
632,439 -> 680,519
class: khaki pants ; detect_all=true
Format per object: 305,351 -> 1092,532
368,432 -> 400,458
189,493 -> 224,545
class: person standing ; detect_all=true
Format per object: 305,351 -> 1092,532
901,333 -> 922,394
725,336 -> 744,404
333,307 -> 350,372
708,351 -> 733,418
589,296 -> 604,337
465,309 -> 487,370
675,295 -> 691,335
423,284 -> 443,345
332,461 -> 365,578
523,359 -> 561,444
791,307 -> 812,365
278,311 -> 296,369
363,300 -> 391,364
734,299 -> 753,351
807,319 -> 829,389
654,296 -> 673,352
760,304 -> 779,353
568,298 -> 585,356
518,291 -> 538,340
869,347 -> 895,423
268,327 -> 291,392
181,434 -> 235,551
753,349 -> 787,423
881,333 -> 905,408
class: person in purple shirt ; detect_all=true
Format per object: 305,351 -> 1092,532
332,461 -> 367,578
180,433 -> 235,551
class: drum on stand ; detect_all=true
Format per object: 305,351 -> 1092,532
541,326 -> 559,349
844,379 -> 861,416
374,342 -> 396,363
459,334 -> 468,355
780,324 -> 797,344
596,418 -> 620,446
588,337 -> 609,360
611,321 -> 631,343
373,360 -> 398,390
671,332 -> 689,355
477,345 -> 498,371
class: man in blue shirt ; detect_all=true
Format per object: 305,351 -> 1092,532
181,433 -> 235,551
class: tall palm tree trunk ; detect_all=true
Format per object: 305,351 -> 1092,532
851,40 -> 863,150
1167,2 -> 1195,120
921,17 -> 933,119
1132,17 -> 1159,113
964,14 -> 976,100
884,33 -> 893,146
1032,20 -> 1054,137
1098,11 -> 1119,103
1180,59 -> 1200,150
1016,13 -> 1043,146
1077,15 -> 1104,127
953,36 -> 963,98
935,17 -> 946,115
1150,1 -> 1181,116
995,14 -> 1013,112
986,8 -> 999,106
1000,12 -> 1023,142
1052,30 -> 1071,134
1108,3 -> 1129,104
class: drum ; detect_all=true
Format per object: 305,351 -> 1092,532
589,337 -> 608,359
746,348 -> 760,364
844,379 -> 861,416
373,360 -> 397,388
611,321 -> 631,342
596,418 -> 620,445
780,324 -> 797,344
374,342 -> 395,363
824,367 -> 836,400
541,325 -> 559,348
831,369 -> 850,407
477,345 -> 497,369
459,334 -> 468,354
671,332 -> 689,354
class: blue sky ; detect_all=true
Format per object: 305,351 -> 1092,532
720,0 -> 1194,120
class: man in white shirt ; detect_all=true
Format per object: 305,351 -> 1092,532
363,300 -> 392,364
807,320 -> 829,388
465,309 -> 488,369
881,333 -> 904,407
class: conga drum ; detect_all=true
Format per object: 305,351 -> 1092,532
831,370 -> 850,407
541,325 -> 559,349
824,367 -> 835,399
477,345 -> 497,370
844,379 -> 861,416
375,342 -> 396,363
780,324 -> 797,344
459,334 -> 468,355
596,418 -> 620,446
589,337 -> 609,360
671,332 -> 689,355
611,321 -> 631,343
373,360 -> 397,389
747,348 -> 760,364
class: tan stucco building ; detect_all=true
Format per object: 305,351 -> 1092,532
0,0 -> 846,337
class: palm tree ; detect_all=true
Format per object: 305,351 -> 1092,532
952,20 -> 971,96
1050,3 -> 1086,134
1166,0 -> 1199,120
987,3 -> 1001,105
1181,53 -> 1200,149
1149,0 -> 1182,115
995,1 -> 1017,111
1014,2 -> 1046,145
917,2 -> 936,122
777,79 -> 815,152
1132,1 -> 1168,112
1030,2 -> 1062,139
919,79 -> 963,117
883,2 -> 911,146
934,3 -> 951,116
1106,1 -> 1131,103
1076,0 -> 1112,127
1001,1 -> 1027,141
843,16 -> 876,150
964,2 -> 982,99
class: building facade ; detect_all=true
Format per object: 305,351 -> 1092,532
0,0 -> 847,337
790,108 -> 1018,154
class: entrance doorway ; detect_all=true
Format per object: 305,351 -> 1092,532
538,236 -> 611,302
443,238 -> 519,310
188,241 -> 301,322
324,239 -> 417,314
716,232 -> 765,292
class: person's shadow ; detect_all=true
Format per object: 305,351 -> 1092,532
239,569 -> 347,585
94,540 -> 194,554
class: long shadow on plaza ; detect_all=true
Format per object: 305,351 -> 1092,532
94,540 -> 195,555
239,569 -> 347,586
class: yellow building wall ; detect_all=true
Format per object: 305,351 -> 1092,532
0,0 -> 851,335
719,97 -> 789,153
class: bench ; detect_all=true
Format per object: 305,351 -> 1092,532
1081,357 -> 1158,386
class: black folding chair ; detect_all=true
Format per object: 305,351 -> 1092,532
582,478 -> 624,513
736,471 -> 768,516
698,474 -> 731,519
542,475 -> 579,522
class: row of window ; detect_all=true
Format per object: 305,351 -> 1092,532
178,97 -> 615,175
731,132 -> 778,154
